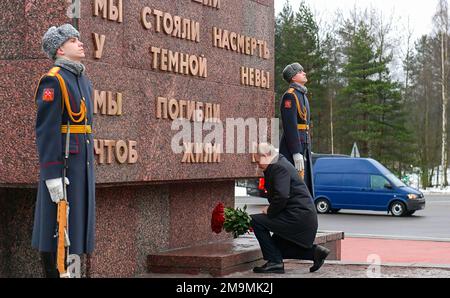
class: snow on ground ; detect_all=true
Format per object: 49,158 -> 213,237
237,185 -> 450,195
235,184 -> 450,196
235,186 -> 249,197
420,187 -> 450,194
397,172 -> 450,194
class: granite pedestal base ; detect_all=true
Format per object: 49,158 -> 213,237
0,181 -> 234,277
147,231 -> 344,277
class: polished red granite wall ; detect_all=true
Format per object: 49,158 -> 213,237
0,0 -> 274,277
0,189 -> 6,278
85,181 -> 233,277
0,182 -> 234,277
168,181 -> 235,249
0,0 -> 70,185
0,0 -> 275,185
0,188 -> 43,277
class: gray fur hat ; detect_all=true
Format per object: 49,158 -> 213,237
282,62 -> 304,83
42,24 -> 80,59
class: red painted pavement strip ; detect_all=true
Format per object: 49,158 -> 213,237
342,238 -> 450,265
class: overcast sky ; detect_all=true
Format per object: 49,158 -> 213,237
274,0 -> 438,40
274,0 -> 442,80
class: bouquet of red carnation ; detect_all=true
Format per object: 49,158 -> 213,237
211,202 -> 252,238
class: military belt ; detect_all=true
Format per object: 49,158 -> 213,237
61,125 -> 92,134
297,124 -> 309,131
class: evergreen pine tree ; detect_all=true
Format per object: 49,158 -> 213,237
338,20 -> 414,171
338,21 -> 383,156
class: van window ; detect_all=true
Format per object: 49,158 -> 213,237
385,173 -> 406,187
315,174 -> 342,186
342,174 -> 368,188
371,175 -> 390,190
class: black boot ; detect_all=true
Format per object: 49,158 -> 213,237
309,245 -> 330,273
40,252 -> 59,278
253,261 -> 285,274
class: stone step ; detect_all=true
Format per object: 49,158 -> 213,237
147,231 -> 344,277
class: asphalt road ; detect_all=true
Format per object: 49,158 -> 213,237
235,194 -> 450,241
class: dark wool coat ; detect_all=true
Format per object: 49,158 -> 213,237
252,154 -> 318,248
279,84 -> 314,197
32,65 -> 95,254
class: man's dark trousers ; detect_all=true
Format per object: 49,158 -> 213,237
252,219 -> 316,262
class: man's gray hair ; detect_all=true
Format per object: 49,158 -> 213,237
257,143 -> 277,156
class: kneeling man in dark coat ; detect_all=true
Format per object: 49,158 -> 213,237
251,143 -> 330,274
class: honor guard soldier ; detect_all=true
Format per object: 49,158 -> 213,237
31,24 -> 95,278
279,63 -> 314,198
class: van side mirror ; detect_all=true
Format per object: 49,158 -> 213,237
384,183 -> 393,189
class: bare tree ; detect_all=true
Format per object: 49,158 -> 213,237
433,0 -> 449,187
403,17 -> 415,97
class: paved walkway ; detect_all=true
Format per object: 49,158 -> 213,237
227,261 -> 450,278
342,238 -> 450,265
142,261 -> 450,278
142,237 -> 450,278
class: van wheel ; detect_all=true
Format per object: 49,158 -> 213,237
390,201 -> 407,217
316,199 -> 331,214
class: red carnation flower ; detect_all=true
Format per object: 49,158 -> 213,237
211,202 -> 252,238
211,202 -> 225,234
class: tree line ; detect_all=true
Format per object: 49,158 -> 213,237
275,0 -> 450,188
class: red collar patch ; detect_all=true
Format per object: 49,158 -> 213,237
43,88 -> 54,102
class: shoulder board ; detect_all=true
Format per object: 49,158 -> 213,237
287,88 -> 295,94
47,66 -> 61,77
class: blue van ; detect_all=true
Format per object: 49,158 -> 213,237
313,158 -> 425,217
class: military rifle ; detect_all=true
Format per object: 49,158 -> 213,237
57,122 -> 71,278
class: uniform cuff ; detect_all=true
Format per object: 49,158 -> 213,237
40,161 -> 64,180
